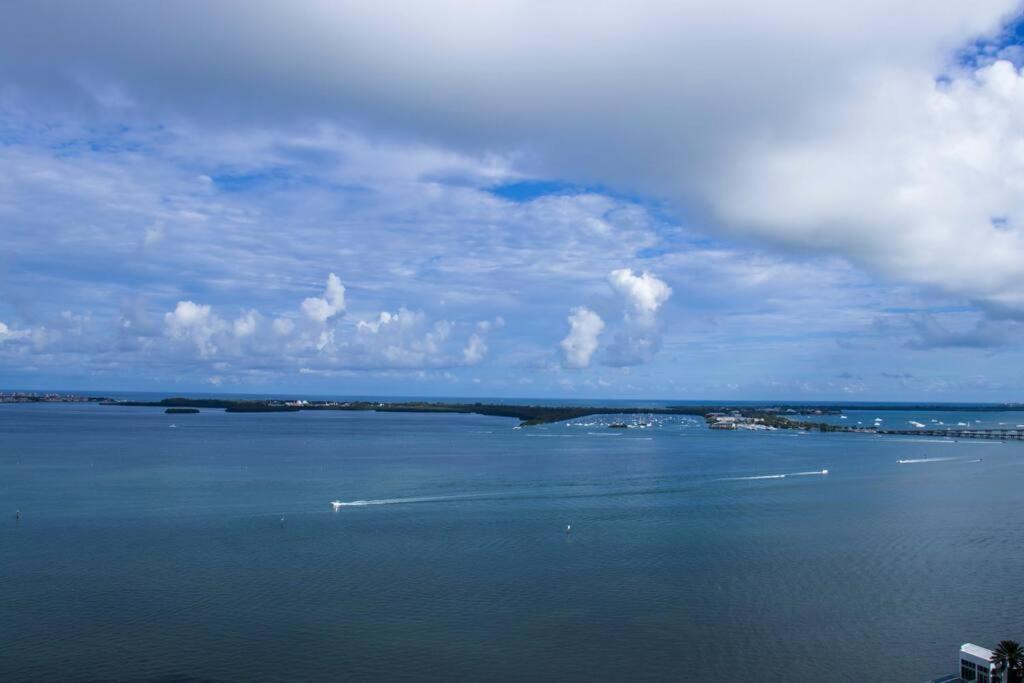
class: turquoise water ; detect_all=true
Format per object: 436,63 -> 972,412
2,402 -> 1022,681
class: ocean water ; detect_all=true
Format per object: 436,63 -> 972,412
2,402 -> 1023,681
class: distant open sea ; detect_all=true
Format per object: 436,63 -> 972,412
2,398 -> 1022,681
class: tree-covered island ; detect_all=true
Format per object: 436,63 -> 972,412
102,397 -> 1023,431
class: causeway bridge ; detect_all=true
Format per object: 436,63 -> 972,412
869,427 -> 1024,440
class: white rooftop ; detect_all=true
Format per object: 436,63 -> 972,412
961,643 -> 995,663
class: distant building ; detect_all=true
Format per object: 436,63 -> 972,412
959,643 -> 998,682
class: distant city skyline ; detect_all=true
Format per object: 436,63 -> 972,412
3,2 -> 1024,400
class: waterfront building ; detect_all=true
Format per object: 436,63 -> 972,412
959,643 -> 998,682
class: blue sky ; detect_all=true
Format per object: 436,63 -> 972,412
3,2 -> 1024,400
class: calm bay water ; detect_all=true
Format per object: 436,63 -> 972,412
2,402 -> 1023,681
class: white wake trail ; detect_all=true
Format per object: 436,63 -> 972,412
721,469 -> 828,482
333,494 -> 486,507
898,457 -> 987,464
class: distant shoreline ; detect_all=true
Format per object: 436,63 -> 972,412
91,396 -> 1024,430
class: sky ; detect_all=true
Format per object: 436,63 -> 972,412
3,1 -> 1024,400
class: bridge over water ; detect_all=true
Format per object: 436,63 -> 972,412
868,427 -> 1024,440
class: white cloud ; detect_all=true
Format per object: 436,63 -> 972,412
463,333 -> 487,364
712,59 -> 1024,314
164,301 -> 225,357
605,268 -> 672,365
560,306 -> 604,368
607,269 -> 672,321
350,308 -> 454,367
272,317 -> 295,336
0,321 -> 30,343
355,310 -> 402,335
2,1 -> 1018,313
8,4 -> 1024,395
301,273 -> 346,323
233,309 -> 259,337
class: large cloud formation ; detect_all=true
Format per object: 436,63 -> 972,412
5,2 -> 1024,397
2,1 -> 1023,312
715,59 -> 1024,314
606,269 -> 672,365
158,274 -> 493,376
561,269 -> 672,367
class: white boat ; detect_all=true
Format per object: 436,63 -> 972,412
331,500 -> 343,510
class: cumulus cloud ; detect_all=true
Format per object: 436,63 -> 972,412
558,269 -> 672,367
603,269 -> 672,366
301,273 -> 346,323
164,301 -> 225,357
148,275 -> 497,375
607,269 -> 672,323
350,308 -> 454,367
560,307 -> 604,368
9,4 -> 1024,396
463,333 -> 487,364
233,309 -> 259,337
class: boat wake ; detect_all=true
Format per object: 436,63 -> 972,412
721,469 -> 829,482
886,438 -> 956,444
898,457 -> 985,464
332,470 -> 833,510
332,493 -> 491,507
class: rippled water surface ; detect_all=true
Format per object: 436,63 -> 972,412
2,403 -> 1023,681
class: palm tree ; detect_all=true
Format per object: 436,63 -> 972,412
991,640 -> 1024,683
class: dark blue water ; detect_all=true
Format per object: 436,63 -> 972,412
2,403 -> 1022,681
